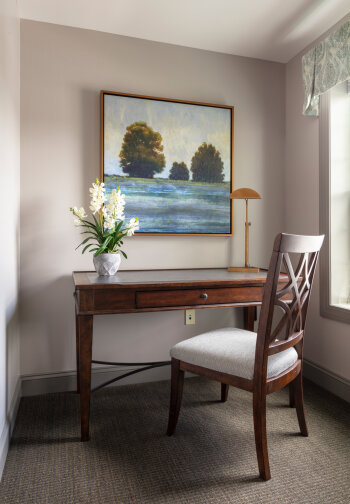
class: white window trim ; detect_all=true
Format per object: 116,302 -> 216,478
319,92 -> 350,323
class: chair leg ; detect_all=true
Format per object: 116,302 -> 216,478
289,380 -> 295,407
167,358 -> 184,436
221,383 -> 229,402
293,371 -> 308,436
253,391 -> 271,481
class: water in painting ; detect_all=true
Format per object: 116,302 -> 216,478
103,94 -> 232,234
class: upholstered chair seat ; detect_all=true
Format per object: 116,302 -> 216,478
171,327 -> 298,380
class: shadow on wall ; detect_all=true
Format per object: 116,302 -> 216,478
80,87 -> 100,187
20,275 -> 75,375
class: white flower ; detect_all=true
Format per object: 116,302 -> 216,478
89,180 -> 105,214
105,203 -> 118,217
127,217 -> 139,236
71,206 -> 87,226
115,207 -> 125,221
108,188 -> 125,221
104,216 -> 116,230
109,188 -> 125,207
101,207 -> 114,230
102,187 -> 126,223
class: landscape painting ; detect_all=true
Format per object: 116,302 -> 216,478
101,91 -> 233,235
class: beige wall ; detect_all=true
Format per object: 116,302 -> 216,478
0,0 -> 20,476
20,20 -> 285,378
285,17 -> 350,382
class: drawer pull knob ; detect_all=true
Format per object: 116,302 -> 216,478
200,293 -> 208,300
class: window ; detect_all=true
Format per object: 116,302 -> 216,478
320,80 -> 350,322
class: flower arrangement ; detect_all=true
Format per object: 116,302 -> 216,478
70,179 -> 139,258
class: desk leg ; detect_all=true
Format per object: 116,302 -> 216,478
75,307 -> 80,393
79,314 -> 93,442
243,306 -> 256,332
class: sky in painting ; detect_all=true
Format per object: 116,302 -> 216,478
104,94 -> 232,181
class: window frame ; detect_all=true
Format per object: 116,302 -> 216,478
319,91 -> 350,323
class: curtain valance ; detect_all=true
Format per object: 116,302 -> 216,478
302,20 -> 350,116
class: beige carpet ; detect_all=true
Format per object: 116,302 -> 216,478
0,377 -> 349,503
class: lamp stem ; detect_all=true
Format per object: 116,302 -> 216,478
245,199 -> 250,267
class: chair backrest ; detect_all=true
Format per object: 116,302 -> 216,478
254,233 -> 324,381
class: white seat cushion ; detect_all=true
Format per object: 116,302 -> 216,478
170,327 -> 298,380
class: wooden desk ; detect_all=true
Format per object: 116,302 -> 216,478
73,268 -> 270,441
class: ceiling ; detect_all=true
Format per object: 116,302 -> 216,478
19,0 -> 350,63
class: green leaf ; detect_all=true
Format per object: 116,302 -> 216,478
80,230 -> 97,235
79,230 -> 101,241
81,219 -> 101,235
92,213 -> 103,237
120,250 -> 127,259
82,243 -> 94,254
94,247 -> 106,256
115,221 -> 123,233
102,235 -> 112,247
95,235 -> 112,255
80,219 -> 96,228
79,222 -> 99,234
91,213 -> 99,227
101,220 -> 124,240
75,236 -> 95,250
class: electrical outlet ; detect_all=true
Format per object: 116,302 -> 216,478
185,310 -> 195,325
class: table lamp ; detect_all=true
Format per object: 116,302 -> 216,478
228,187 -> 261,273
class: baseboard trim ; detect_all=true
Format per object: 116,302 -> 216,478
21,365 -> 172,397
303,359 -> 350,403
21,359 -> 350,404
0,378 -> 22,480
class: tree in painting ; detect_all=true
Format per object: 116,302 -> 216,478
169,162 -> 189,181
119,122 -> 166,178
191,142 -> 224,183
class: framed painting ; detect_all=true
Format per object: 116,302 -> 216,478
100,90 -> 234,236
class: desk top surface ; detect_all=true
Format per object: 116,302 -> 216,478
73,268 -> 271,289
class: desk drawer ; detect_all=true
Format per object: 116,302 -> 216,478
136,287 -> 262,309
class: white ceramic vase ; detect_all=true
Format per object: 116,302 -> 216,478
93,253 -> 121,276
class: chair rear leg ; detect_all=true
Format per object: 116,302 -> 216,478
253,391 -> 271,481
293,371 -> 308,436
221,383 -> 229,402
167,358 -> 184,436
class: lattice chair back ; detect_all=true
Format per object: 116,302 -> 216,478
254,233 -> 324,380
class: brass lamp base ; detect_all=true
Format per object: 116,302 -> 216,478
227,266 -> 260,273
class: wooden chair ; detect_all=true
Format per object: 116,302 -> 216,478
167,233 -> 324,480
